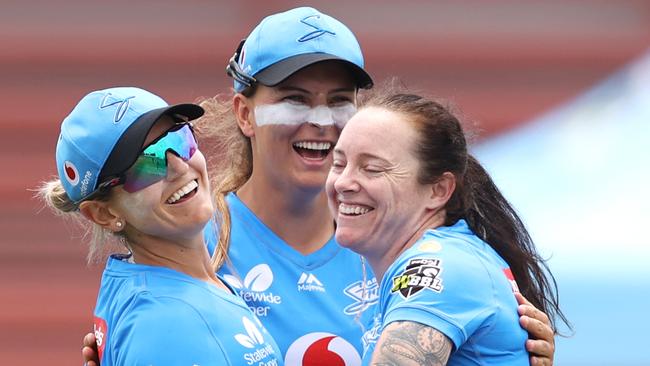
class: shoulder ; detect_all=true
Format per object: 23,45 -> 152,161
380,231 -> 500,347
389,231 -> 486,287
402,228 -> 496,286
111,295 -> 227,363
116,294 -> 210,332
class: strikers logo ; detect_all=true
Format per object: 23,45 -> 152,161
391,258 -> 443,299
99,93 -> 134,123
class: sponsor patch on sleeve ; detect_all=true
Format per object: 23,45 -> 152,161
391,258 -> 444,299
503,268 -> 520,293
94,316 -> 108,361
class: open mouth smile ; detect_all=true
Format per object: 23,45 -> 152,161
292,140 -> 332,160
166,179 -> 198,204
338,203 -> 373,216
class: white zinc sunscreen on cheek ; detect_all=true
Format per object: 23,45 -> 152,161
254,101 -> 357,128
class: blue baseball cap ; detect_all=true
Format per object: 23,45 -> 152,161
227,7 -> 373,92
55,87 -> 204,203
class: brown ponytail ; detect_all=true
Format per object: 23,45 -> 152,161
363,91 -> 570,332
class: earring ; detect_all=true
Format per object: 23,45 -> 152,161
116,221 -> 123,229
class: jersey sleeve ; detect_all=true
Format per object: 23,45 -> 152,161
381,242 -> 498,350
111,294 -> 228,365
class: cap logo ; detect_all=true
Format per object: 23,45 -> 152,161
298,15 -> 335,42
63,161 -> 80,186
99,93 -> 135,123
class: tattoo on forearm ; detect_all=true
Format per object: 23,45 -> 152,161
372,321 -> 452,366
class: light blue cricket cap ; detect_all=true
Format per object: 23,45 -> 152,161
232,6 -> 373,92
55,87 -> 203,203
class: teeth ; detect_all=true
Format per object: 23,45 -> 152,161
167,180 -> 198,204
339,203 -> 370,215
293,141 -> 331,151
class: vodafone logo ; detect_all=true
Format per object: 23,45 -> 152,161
285,332 -> 361,366
63,161 -> 79,186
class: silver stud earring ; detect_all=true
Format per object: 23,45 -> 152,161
116,221 -> 123,229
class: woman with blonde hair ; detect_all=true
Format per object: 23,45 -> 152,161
44,87 -> 281,365
82,7 -> 557,366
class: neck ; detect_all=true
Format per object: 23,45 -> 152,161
237,177 -> 334,255
128,233 -> 222,286
366,210 -> 447,282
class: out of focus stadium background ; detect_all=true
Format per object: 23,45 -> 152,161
1,1 -> 649,365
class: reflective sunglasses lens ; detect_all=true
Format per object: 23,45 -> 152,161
122,124 -> 197,193
122,155 -> 166,192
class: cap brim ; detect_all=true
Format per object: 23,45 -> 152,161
99,103 -> 204,180
254,53 -> 373,89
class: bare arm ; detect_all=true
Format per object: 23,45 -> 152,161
516,292 -> 555,366
370,321 -> 452,366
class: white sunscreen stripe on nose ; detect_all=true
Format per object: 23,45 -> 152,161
254,102 -> 357,128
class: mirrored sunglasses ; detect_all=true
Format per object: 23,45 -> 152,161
121,123 -> 197,192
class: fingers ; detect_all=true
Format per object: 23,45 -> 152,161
515,292 -> 531,306
81,332 -> 100,365
526,338 -> 553,358
519,304 -> 551,328
82,346 -> 98,366
530,355 -> 553,366
517,293 -> 556,363
83,332 -> 96,348
516,293 -> 552,327
520,314 -> 554,342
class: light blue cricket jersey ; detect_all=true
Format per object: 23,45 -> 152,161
207,193 -> 378,366
362,220 -> 528,365
94,254 -> 283,366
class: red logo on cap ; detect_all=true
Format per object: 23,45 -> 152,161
64,161 -> 80,186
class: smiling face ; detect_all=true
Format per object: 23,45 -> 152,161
326,107 -> 436,257
244,61 -> 357,191
108,116 -> 214,244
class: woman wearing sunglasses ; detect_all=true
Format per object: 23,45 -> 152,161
40,87 -> 282,365
82,7 -> 557,366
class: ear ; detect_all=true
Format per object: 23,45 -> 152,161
426,172 -> 456,210
232,93 -> 255,137
78,200 -> 124,233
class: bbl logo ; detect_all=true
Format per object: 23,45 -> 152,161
391,258 -> 443,299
